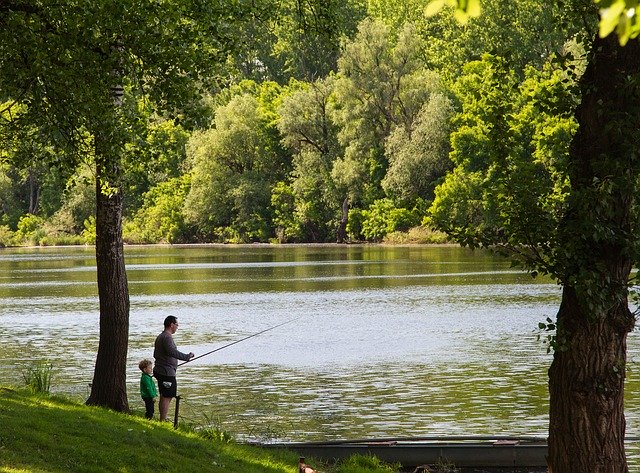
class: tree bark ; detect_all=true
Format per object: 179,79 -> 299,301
336,197 -> 349,243
28,170 -> 39,215
548,287 -> 633,472
85,38 -> 130,412
547,34 -> 640,473
86,140 -> 130,412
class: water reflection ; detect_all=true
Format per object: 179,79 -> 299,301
2,245 -> 640,467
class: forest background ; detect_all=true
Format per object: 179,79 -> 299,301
0,0 -> 587,247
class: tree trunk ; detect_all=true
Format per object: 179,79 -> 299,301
85,39 -> 130,412
548,286 -> 632,472
336,197 -> 349,243
547,33 -> 640,473
86,140 -> 130,412
28,169 -> 39,215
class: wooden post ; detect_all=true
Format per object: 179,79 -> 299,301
173,395 -> 181,429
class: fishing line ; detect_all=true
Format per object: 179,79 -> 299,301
177,317 -> 298,366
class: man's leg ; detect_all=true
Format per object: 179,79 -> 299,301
159,395 -> 171,421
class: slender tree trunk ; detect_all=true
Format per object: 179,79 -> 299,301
86,141 -> 130,411
547,34 -> 640,473
86,44 -> 130,410
336,197 -> 349,243
28,169 -> 39,215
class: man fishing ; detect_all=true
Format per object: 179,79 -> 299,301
153,316 -> 194,421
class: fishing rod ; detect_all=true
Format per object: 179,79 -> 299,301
178,318 -> 297,366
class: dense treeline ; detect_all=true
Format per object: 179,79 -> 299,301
0,0 -> 583,246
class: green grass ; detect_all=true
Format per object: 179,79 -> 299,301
0,388 -> 398,473
21,361 -> 53,394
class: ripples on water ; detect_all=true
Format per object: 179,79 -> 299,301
2,245 -> 640,466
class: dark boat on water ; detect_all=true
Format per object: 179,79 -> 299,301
252,436 -> 549,470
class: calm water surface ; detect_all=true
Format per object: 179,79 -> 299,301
2,244 -> 640,464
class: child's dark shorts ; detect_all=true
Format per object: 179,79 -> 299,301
155,373 -> 177,398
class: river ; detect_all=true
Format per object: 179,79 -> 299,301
1,244 -> 639,465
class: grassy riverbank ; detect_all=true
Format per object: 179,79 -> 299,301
0,388 -> 397,473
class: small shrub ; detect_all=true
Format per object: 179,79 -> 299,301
199,427 -> 235,444
0,225 -> 14,247
346,208 -> 365,241
15,214 -> 47,245
22,361 -> 53,394
190,412 -> 236,443
355,199 -> 424,242
383,226 -> 451,244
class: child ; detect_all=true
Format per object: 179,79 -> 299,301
139,359 -> 158,419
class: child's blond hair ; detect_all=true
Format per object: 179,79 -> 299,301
138,359 -> 152,371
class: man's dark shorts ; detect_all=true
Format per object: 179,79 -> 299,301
154,373 -> 177,398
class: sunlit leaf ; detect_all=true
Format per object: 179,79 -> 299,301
599,1 -> 626,37
453,9 -> 470,24
466,0 -> 481,18
425,0 -> 447,17
617,14 -> 632,45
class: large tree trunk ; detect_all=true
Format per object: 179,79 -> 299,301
548,286 -> 633,472
547,34 -> 640,473
86,140 -> 130,412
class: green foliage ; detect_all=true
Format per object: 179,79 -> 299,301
191,412 -> 236,444
271,0 -> 368,80
184,84 -> 290,242
346,208 -> 366,241
278,77 -> 344,242
417,0 -> 584,80
46,169 -> 96,235
123,115 -> 190,216
425,0 -> 481,23
82,216 -> 97,245
0,225 -> 13,247
597,0 -> 640,44
430,54 -> 578,275
22,361 -> 53,394
0,165 -> 23,228
198,427 -> 235,444
367,0 -> 432,31
270,181 -> 303,243
537,316 -> 568,354
355,198 -> 422,242
382,91 -> 455,202
383,225 -> 451,244
0,0 -> 248,248
332,19 -> 450,208
225,0 -> 367,82
0,0 -> 613,253
15,214 -> 46,245
125,175 -> 191,244
429,168 -> 486,245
